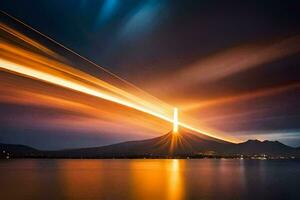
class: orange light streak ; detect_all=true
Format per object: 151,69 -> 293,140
0,14 -> 239,143
182,82 -> 300,111
0,57 -> 237,142
0,58 -> 172,122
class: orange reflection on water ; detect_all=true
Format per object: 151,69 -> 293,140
167,159 -> 184,200
130,159 -> 184,200
57,159 -> 184,200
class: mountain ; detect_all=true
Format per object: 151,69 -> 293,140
52,130 -> 232,158
224,139 -> 299,157
1,130 -> 300,158
0,143 -> 39,158
56,130 -> 299,158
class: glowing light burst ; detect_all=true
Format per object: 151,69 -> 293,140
173,108 -> 178,133
0,13 -> 239,143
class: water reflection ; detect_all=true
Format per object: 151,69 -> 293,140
129,159 -> 184,200
0,159 -> 299,200
167,159 -> 184,200
56,159 -> 184,200
58,160 -> 104,199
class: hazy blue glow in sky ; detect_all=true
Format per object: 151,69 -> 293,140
96,0 -> 119,26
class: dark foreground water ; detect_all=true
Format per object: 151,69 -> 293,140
0,159 -> 299,200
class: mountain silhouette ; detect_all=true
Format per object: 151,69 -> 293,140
227,139 -> 299,156
0,143 -> 38,158
1,130 -> 300,158
55,129 -> 231,157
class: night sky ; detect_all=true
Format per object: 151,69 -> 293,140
1,0 -> 300,149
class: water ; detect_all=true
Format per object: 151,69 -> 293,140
0,159 -> 299,200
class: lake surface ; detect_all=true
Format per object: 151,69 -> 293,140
0,159 -> 299,200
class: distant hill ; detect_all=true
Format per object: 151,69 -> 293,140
0,143 -> 39,158
1,130 -> 300,158
224,139 -> 299,157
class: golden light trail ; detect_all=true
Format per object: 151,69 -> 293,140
0,14 -> 239,143
0,58 -> 236,142
0,39 -> 173,118
173,108 -> 178,133
0,10 -> 169,108
0,58 -> 171,122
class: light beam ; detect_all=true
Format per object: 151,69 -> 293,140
0,14 -> 240,143
173,108 -> 178,133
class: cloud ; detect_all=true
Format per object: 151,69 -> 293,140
147,35 -> 300,95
